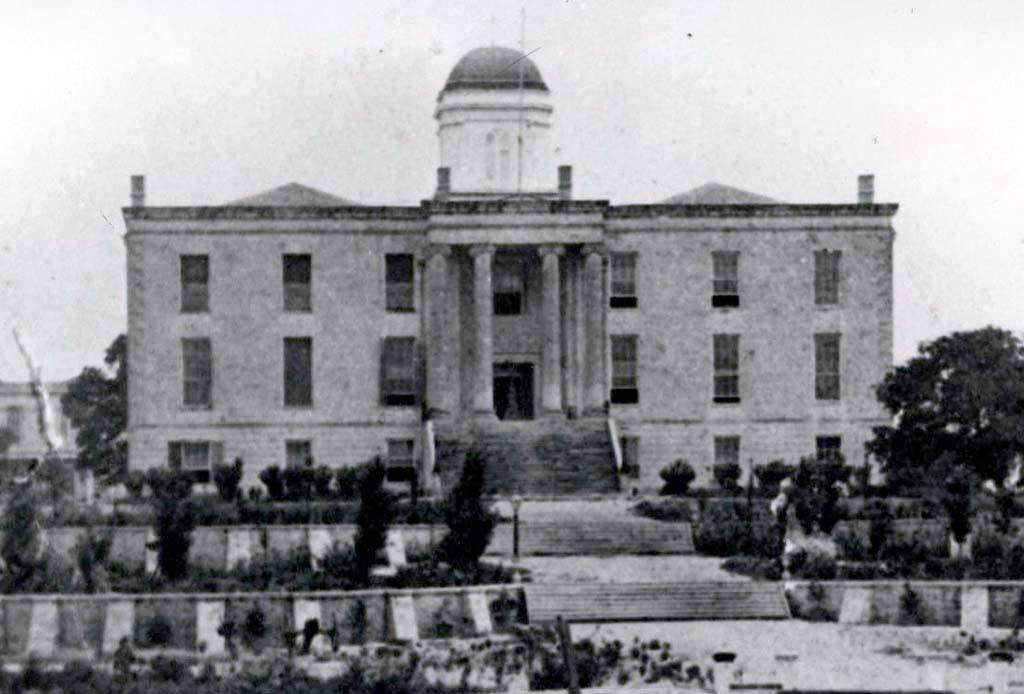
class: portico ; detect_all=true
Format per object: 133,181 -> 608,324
422,209 -> 608,422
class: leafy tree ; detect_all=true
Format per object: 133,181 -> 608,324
712,462 -> 741,492
868,327 -> 1024,490
352,457 -> 392,585
145,469 -> 194,581
60,334 -> 127,482
438,450 -> 497,572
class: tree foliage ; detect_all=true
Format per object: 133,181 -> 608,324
0,483 -> 41,591
352,457 -> 392,585
145,469 -> 194,581
791,456 -> 849,535
868,327 -> 1024,490
61,334 -> 127,482
438,450 -> 497,572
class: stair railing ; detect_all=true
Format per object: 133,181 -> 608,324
607,416 -> 623,476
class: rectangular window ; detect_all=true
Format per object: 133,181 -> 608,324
286,440 -> 312,468
814,250 -> 841,305
493,256 -> 525,315
381,337 -> 417,406
167,440 -> 222,483
610,335 -> 639,404
714,436 -> 740,467
283,337 -> 313,407
816,436 -> 843,462
182,338 -> 212,408
815,333 -> 841,400
385,254 -> 415,312
386,439 -> 416,482
180,255 -> 209,313
713,334 -> 740,403
610,253 -> 638,309
283,254 -> 312,312
712,251 -> 740,308
5,406 -> 21,443
621,435 -> 640,480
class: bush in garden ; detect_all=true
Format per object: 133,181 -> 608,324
831,523 -> 866,561
693,499 -> 779,558
864,498 -> 894,559
144,613 -> 173,647
632,498 -> 693,523
145,468 -> 194,582
284,462 -> 315,502
437,449 -> 498,573
899,582 -> 925,625
754,460 -> 796,496
712,462 -> 741,492
0,482 -> 42,591
258,465 -> 286,501
659,459 -> 696,496
335,466 -> 361,500
787,548 -> 837,580
792,457 -> 850,534
241,605 -> 267,650
212,457 -> 244,502
943,463 -> 973,544
352,457 -> 392,585
122,469 -> 146,500
74,527 -> 112,593
995,487 -> 1017,535
313,465 -> 333,498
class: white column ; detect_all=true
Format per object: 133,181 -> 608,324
470,244 -> 496,417
582,244 -> 607,415
540,245 -> 564,414
425,245 -> 452,413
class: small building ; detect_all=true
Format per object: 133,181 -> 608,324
122,47 -> 896,494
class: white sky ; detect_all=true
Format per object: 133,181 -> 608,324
0,0 -> 1022,380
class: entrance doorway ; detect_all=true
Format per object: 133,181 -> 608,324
493,362 -> 534,420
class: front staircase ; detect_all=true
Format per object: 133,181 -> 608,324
524,582 -> 792,623
434,418 -> 619,496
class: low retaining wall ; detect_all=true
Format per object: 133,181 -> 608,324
0,584 -> 526,659
786,580 -> 1024,629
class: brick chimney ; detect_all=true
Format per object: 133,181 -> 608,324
558,165 -> 572,200
857,174 -> 874,204
435,167 -> 450,201
130,175 -> 146,207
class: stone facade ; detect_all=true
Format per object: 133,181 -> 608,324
122,46 -> 896,491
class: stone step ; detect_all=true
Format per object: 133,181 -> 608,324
489,522 -> 695,556
524,582 -> 791,623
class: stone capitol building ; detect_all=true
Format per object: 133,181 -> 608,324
122,46 -> 897,495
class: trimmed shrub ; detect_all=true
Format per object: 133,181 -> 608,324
832,523 -> 866,561
693,499 -> 780,558
754,460 -> 796,496
899,582 -> 925,625
313,465 -> 333,498
792,457 -> 850,534
144,613 -> 173,647
437,449 -> 498,572
334,466 -> 361,501
787,548 -> 837,580
632,498 -> 693,523
212,458 -> 244,502
352,457 -> 392,585
712,462 -> 741,492
659,460 -> 696,496
258,465 -> 285,501
145,468 -> 194,581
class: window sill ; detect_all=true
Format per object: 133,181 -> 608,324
712,398 -> 741,405
609,297 -> 638,309
180,309 -> 210,315
181,404 -> 212,411
386,308 -> 416,314
283,404 -> 314,409
283,308 -> 313,314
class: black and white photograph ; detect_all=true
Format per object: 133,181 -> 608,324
1,1 -> 1023,692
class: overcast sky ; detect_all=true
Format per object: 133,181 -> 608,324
1,0 -> 1022,381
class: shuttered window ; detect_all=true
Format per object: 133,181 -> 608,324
286,440 -> 312,468
381,337 -> 417,406
816,436 -> 843,462
610,253 -> 638,309
814,250 -> 841,305
815,333 -> 841,400
180,255 -> 209,313
284,337 -> 313,407
167,440 -> 222,483
712,251 -> 739,308
385,254 -> 415,312
610,335 -> 639,404
182,338 -> 212,408
283,254 -> 312,311
713,334 -> 740,403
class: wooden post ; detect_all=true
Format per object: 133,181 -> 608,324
556,616 -> 580,694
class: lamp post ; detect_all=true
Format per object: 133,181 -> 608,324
511,494 -> 523,561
